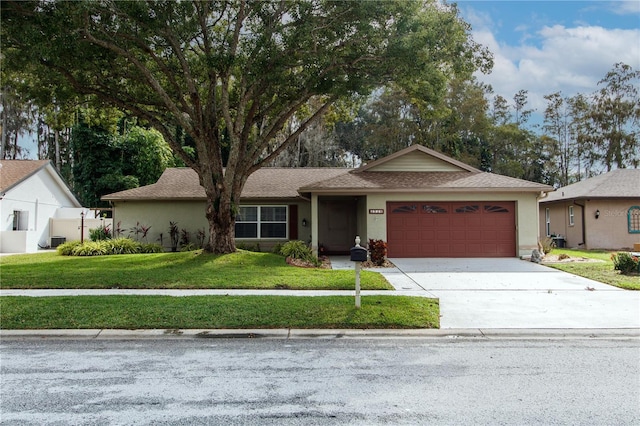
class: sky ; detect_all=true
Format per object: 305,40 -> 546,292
455,0 -> 640,125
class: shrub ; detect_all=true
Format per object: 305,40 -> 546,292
279,240 -> 321,266
57,240 -> 83,256
89,224 -> 111,241
141,243 -> 164,253
168,222 -> 179,251
179,243 -> 199,252
540,237 -> 554,254
72,241 -> 108,256
611,252 -> 640,275
368,239 -> 387,266
104,238 -> 142,255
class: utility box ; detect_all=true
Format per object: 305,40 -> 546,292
350,246 -> 368,262
51,236 -> 66,248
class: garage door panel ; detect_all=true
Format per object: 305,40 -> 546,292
387,201 -> 516,258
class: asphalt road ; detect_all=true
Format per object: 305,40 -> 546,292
1,337 -> 639,425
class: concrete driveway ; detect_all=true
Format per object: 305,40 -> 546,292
382,258 -> 640,329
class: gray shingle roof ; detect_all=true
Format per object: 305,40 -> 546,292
299,170 -> 552,193
102,167 -> 351,201
103,166 -> 552,201
541,169 -> 640,202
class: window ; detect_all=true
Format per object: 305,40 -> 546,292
484,205 -> 509,213
12,210 -> 28,231
392,204 -> 417,214
545,208 -> 551,237
628,206 -> 640,234
568,206 -> 575,226
235,206 -> 287,239
422,205 -> 447,214
455,205 -> 479,213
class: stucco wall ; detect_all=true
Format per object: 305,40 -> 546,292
540,199 -> 640,250
111,199 -> 310,251
0,166 -> 80,252
365,192 -> 541,257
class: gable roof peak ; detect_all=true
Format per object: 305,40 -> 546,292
355,144 -> 481,173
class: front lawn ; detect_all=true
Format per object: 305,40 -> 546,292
0,250 -> 392,290
0,295 -> 439,329
545,249 -> 640,290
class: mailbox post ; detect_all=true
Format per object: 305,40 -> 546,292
350,236 -> 368,309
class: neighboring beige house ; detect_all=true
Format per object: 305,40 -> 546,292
0,160 -> 84,253
103,145 -> 552,258
539,169 -> 640,250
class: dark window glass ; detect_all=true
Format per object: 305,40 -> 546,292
422,205 -> 447,214
455,205 -> 479,213
392,205 -> 417,213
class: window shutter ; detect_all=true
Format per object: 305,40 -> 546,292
289,205 -> 298,240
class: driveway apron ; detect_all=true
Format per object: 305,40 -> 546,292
387,258 -> 640,329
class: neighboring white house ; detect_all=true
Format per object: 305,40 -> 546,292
0,160 -> 85,253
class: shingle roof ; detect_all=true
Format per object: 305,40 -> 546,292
103,166 -> 552,201
299,170 -> 552,193
0,160 -> 51,192
541,169 -> 640,202
102,167 -> 351,201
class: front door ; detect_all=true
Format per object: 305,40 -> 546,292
318,199 -> 357,254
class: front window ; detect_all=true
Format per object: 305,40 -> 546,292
629,206 -> 640,234
545,208 -> 551,237
568,206 -> 574,226
235,206 -> 287,239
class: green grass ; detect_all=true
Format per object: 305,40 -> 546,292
0,250 -> 391,290
0,295 -> 439,329
546,249 -> 640,290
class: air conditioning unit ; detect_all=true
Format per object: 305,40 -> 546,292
51,236 -> 66,248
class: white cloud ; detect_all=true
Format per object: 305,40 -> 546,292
609,0 -> 640,15
472,23 -> 640,119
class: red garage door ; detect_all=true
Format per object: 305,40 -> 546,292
387,202 -> 516,257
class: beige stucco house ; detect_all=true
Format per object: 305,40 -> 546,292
103,145 -> 552,257
539,169 -> 640,250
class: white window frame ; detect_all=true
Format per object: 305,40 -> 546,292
235,205 -> 288,239
568,205 -> 575,226
12,210 -> 29,231
545,208 -> 551,236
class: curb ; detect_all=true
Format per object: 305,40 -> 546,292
1,328 -> 639,340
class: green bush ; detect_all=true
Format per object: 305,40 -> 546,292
57,240 -> 83,256
179,243 -> 200,252
279,240 -> 321,267
104,238 -> 141,255
72,241 -> 109,256
611,252 -> 640,274
141,243 -> 164,253
57,238 -> 162,256
89,224 -> 111,241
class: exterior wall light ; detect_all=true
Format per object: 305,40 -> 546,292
302,218 -> 308,227
595,209 -> 600,219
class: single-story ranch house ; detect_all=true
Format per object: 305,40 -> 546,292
539,169 -> 640,250
103,145 -> 553,258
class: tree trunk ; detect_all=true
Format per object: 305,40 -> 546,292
202,181 -> 237,254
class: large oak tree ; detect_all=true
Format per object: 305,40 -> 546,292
2,0 -> 491,253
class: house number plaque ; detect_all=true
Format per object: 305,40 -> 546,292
369,209 -> 384,214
